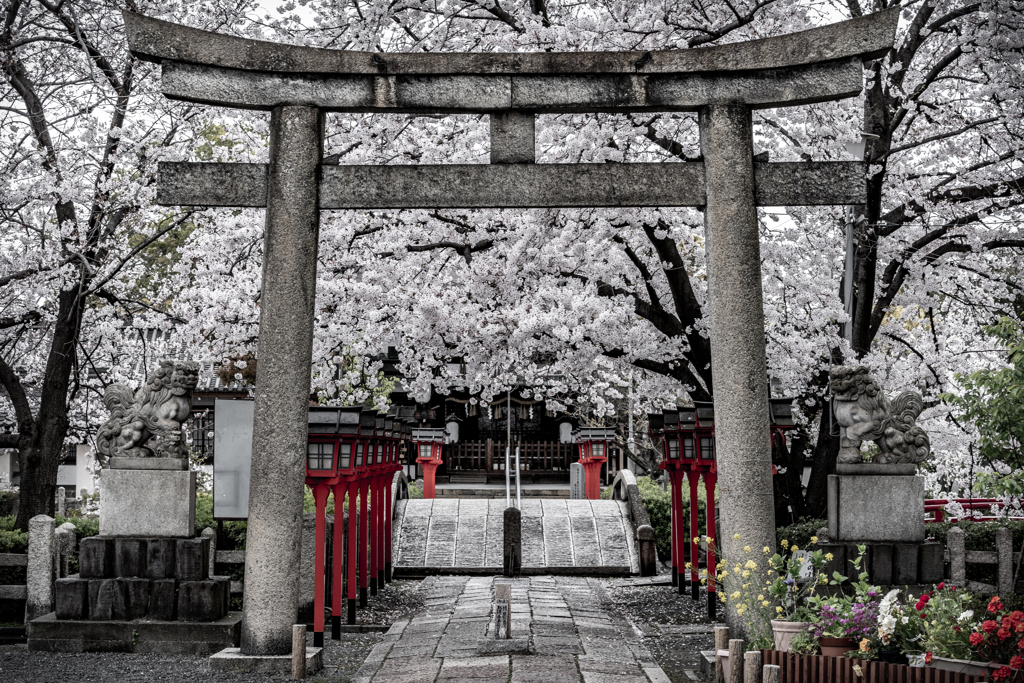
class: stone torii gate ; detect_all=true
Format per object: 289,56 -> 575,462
124,9 -> 898,653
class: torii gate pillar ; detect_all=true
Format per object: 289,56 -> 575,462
701,103 -> 776,627
243,105 -> 323,654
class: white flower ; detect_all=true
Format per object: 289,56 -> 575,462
901,616 -> 909,624
959,610 -> 974,622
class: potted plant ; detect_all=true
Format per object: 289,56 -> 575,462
807,545 -> 882,658
917,582 -> 979,673
764,538 -> 831,652
956,595 -> 1024,681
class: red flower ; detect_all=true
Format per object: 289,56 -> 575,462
999,628 -> 1012,641
971,632 -> 985,646
954,626 -> 962,633
985,621 -> 1000,633
938,582 -> 946,590
993,666 -> 1013,681
1011,611 -> 1024,624
920,594 -> 931,604
1018,637 -> 1024,649
1016,622 -> 1024,634
921,613 -> 928,619
1011,657 -> 1024,670
925,652 -> 934,665
990,596 -> 1005,613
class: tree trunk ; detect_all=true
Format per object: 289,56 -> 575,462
803,403 -> 840,519
15,287 -> 83,530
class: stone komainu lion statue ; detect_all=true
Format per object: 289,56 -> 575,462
95,359 -> 200,459
830,365 -> 931,465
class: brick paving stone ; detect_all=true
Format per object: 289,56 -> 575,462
580,674 -> 648,683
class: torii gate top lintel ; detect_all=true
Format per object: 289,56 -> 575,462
124,9 -> 897,78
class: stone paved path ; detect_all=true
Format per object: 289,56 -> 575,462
350,575 -> 672,683
393,500 -> 639,574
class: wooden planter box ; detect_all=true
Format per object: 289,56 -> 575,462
760,649 -> 989,683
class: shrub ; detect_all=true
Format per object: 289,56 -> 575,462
776,518 -> 827,553
601,475 -> 708,563
0,515 -> 28,585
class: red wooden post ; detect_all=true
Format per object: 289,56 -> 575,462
346,479 -> 358,624
687,468 -> 700,601
669,468 -> 679,588
704,469 -> 718,620
376,472 -> 386,588
369,472 -> 378,596
311,483 -> 329,647
384,471 -> 394,583
330,484 -> 345,638
358,476 -> 369,607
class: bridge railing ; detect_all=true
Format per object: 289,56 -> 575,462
610,470 -> 657,577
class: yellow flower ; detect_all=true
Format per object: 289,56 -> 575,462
781,539 -> 789,549
797,557 -> 805,564
734,533 -> 741,540
701,578 -> 708,585
745,560 -> 757,570
763,546 -> 770,554
742,571 -> 751,578
819,575 -> 828,584
744,546 -> 751,553
810,536 -> 819,544
762,600 -> 770,607
718,592 -> 726,602
757,595 -> 765,601
685,562 -> 692,569
742,583 -> 749,590
730,591 -> 741,599
791,545 -> 799,552
776,606 -> 784,614
692,537 -> 700,544
825,553 -> 834,561
859,639 -> 871,653
719,571 -> 728,579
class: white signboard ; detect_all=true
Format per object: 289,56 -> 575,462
213,399 -> 254,520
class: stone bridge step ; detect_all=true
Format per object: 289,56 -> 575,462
392,499 -> 639,577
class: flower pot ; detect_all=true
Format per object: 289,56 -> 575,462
930,657 -> 996,676
876,650 -> 909,665
717,649 -> 730,681
818,636 -> 858,658
771,620 -> 811,653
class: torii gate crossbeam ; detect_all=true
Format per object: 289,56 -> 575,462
124,8 -> 898,654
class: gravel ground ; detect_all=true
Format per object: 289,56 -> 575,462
605,579 -> 724,683
0,580 -> 424,683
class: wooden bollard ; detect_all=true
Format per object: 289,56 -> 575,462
728,639 -> 744,683
714,625 -> 729,683
744,650 -> 762,683
763,664 -> 780,683
292,623 -> 307,679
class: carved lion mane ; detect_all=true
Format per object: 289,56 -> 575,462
95,359 -> 200,460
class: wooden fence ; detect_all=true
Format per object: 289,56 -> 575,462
446,440 -> 576,473
759,650 -> 987,683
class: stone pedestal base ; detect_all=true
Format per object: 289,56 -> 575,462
27,612 -> 241,653
210,646 -> 324,674
827,471 -> 924,543
100,469 -> 196,537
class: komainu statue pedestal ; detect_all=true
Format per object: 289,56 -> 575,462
822,464 -> 941,588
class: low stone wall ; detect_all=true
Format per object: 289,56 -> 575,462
610,470 -> 657,577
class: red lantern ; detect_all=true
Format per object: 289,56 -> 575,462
574,427 -> 615,500
412,427 -> 445,499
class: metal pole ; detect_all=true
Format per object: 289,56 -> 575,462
843,205 -> 855,343
515,446 -> 521,508
505,445 -> 511,508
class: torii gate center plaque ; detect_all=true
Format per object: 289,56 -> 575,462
124,9 -> 899,654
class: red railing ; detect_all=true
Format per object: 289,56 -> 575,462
925,498 -> 1024,523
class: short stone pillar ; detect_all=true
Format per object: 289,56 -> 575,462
569,463 -> 585,500
54,522 -> 76,579
948,526 -> 966,587
503,507 -> 521,578
56,487 -> 66,517
494,582 -> 511,639
202,527 -> 217,579
637,525 -> 657,578
27,515 -> 55,621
